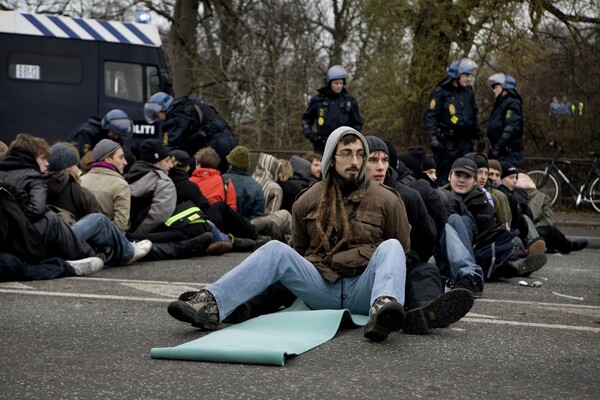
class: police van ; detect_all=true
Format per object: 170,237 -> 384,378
0,10 -> 171,146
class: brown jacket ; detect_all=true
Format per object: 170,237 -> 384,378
292,179 -> 411,282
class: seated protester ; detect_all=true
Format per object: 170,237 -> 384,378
422,155 -> 438,187
221,146 -> 265,220
277,158 -> 306,214
463,152 -> 495,207
169,128 -> 411,342
497,162 -> 546,257
190,146 -> 257,248
0,134 -> 149,265
250,152 -> 292,243
516,173 -> 587,254
304,151 -> 322,181
445,158 -> 547,280
364,135 -> 474,332
80,141 -> 213,260
396,147 -> 448,239
81,139 -> 131,232
126,139 -> 177,235
485,159 -> 512,226
169,149 -> 239,256
45,143 -> 103,222
290,155 -> 314,187
0,184 -> 103,280
0,140 -> 8,160
190,147 -> 238,211
500,161 -> 587,254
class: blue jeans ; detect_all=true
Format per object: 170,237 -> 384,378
206,239 -> 406,320
437,214 -> 484,285
71,213 -> 134,264
207,220 -> 229,241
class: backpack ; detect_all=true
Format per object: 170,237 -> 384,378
0,186 -> 47,262
164,200 -> 211,237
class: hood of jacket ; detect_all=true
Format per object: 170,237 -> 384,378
290,155 -> 311,181
125,160 -> 162,184
45,170 -> 71,196
0,149 -> 40,172
252,152 -> 281,182
321,126 -> 368,182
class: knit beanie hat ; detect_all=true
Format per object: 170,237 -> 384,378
92,139 -> 122,162
488,159 -> 502,172
226,145 -> 250,171
48,143 -> 80,171
140,139 -> 169,163
365,136 -> 389,155
463,152 -> 489,169
501,161 -> 518,178
398,146 -> 426,174
422,156 -> 436,171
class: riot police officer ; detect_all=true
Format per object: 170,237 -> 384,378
425,58 -> 484,184
70,109 -> 133,157
487,73 -> 524,167
144,92 -> 237,173
301,65 -> 363,154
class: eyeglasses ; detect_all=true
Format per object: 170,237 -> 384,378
335,150 -> 366,160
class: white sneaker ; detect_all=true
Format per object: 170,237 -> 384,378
127,239 -> 153,264
67,257 -> 104,276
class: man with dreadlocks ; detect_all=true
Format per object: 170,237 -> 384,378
168,127 -> 410,342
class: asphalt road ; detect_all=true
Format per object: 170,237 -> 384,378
1,235 -> 599,399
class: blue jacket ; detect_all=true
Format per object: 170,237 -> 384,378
222,169 -> 265,219
425,82 -> 481,140
487,91 -> 523,150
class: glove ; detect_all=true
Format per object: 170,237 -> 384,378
303,128 -> 313,139
430,136 -> 443,154
477,137 -> 486,153
488,147 -> 500,160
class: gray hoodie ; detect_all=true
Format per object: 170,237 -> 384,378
320,126 -> 369,181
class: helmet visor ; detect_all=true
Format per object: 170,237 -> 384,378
144,102 -> 162,124
110,117 -> 134,138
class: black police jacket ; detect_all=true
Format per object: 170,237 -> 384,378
70,117 -> 121,157
425,82 -> 481,140
301,87 -> 363,139
487,90 -> 523,150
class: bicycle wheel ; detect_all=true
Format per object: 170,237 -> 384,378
588,176 -> 600,213
527,170 -> 560,205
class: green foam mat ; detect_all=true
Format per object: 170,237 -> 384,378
151,300 -> 368,366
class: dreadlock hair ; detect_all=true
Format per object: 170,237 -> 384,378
314,134 -> 361,256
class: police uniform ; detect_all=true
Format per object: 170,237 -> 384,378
487,90 -> 523,167
162,96 -> 237,173
70,117 -> 123,157
425,80 -> 482,184
301,87 -> 363,154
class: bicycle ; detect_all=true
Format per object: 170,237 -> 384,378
527,141 -> 600,213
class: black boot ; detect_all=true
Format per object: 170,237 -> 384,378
569,239 -> 588,252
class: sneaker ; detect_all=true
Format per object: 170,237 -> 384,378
569,239 -> 588,253
403,289 -> 474,334
67,257 -> 104,276
507,253 -> 547,276
452,275 -> 484,299
363,296 -> 405,342
167,289 -> 220,330
127,239 -> 152,265
526,238 -> 545,258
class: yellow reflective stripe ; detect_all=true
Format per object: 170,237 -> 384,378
164,207 -> 205,227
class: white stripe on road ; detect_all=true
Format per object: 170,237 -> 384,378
1,288 -> 599,333
64,276 -> 209,286
461,317 -> 600,333
477,298 -> 600,310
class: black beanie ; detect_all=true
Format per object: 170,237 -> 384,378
398,146 -> 426,175
365,136 -> 389,155
140,139 -> 169,163
501,161 -> 518,178
463,152 -> 489,169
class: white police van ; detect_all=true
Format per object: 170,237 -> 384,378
0,11 -> 171,145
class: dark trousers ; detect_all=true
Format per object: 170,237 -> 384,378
404,262 -> 444,309
434,138 -> 473,184
204,201 -> 257,240
536,224 -> 572,254
0,252 -> 74,281
33,212 -> 96,260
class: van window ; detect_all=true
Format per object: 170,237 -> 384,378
104,61 -> 143,102
8,53 -> 82,83
146,66 -> 161,98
